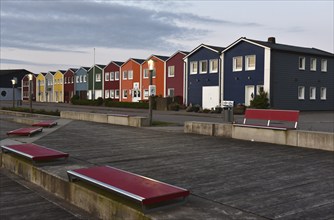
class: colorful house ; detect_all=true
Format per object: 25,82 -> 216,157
141,55 -> 169,101
87,65 -> 105,100
75,67 -> 90,99
120,58 -> 145,102
36,72 -> 47,102
45,71 -> 56,102
184,44 -> 225,109
103,61 -> 123,101
165,51 -> 189,103
53,70 -> 66,103
21,74 -> 36,101
64,68 -> 78,103
222,37 -> 334,110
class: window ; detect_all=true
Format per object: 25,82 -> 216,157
110,72 -> 115,81
199,60 -> 207,74
123,71 -> 128,80
320,87 -> 327,100
310,58 -> 317,71
83,75 -> 87,82
115,89 -> 120,98
210,59 -> 218,73
143,69 -> 149,78
190,61 -> 198,74
115,71 -> 120,80
233,56 -> 243,71
167,88 -> 174,97
321,59 -> 327,72
298,86 -> 305,100
256,85 -> 264,95
110,90 -> 114,98
309,87 -> 316,100
96,73 -> 101,82
168,66 -> 175,77
64,77 -> 67,84
299,57 -> 305,70
245,55 -> 256,71
79,75 -> 83,83
144,89 -> 149,99
152,69 -> 156,78
105,90 -> 110,98
122,89 -> 128,98
128,70 -> 133,79
105,72 -> 110,81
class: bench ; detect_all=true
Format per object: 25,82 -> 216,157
32,120 -> 57,128
6,127 -> 43,136
67,166 -> 190,211
1,143 -> 69,163
234,109 -> 299,130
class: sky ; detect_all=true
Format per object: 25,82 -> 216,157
0,0 -> 333,73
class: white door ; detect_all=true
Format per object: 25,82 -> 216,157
132,82 -> 141,102
245,85 -> 255,106
202,86 -> 220,109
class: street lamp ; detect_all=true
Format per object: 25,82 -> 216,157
11,77 -> 17,108
147,59 -> 155,126
28,74 -> 33,113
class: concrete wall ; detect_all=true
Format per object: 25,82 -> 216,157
184,121 -> 333,151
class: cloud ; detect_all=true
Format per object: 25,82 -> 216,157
0,58 -> 69,67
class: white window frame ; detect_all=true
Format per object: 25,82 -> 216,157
143,69 -> 149,78
321,59 -> 327,72
245,55 -> 256,71
168,66 -> 175,77
320,87 -> 327,100
84,75 -> 87,82
299,57 -> 305,70
105,90 -> 110,98
209,59 -> 218,73
128,70 -> 133,80
96,73 -> 101,82
143,89 -> 149,99
233,56 -> 243,72
190,61 -> 198,74
115,71 -> 120,80
79,75 -> 83,83
310,58 -> 317,71
110,72 -> 115,81
309,87 -> 316,100
167,88 -> 175,97
199,60 -> 208,74
122,89 -> 128,98
105,72 -> 110,81
298,86 -> 305,100
115,89 -> 120,98
123,71 -> 128,80
110,90 -> 115,99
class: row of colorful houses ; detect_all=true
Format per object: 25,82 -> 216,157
3,36 -> 334,111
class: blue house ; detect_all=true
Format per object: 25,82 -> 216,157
75,67 -> 90,99
222,37 -> 334,110
184,44 -> 225,109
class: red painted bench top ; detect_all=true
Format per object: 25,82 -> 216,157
1,143 -> 69,161
235,109 -> 299,130
32,120 -> 57,127
6,127 -> 43,136
67,166 -> 190,207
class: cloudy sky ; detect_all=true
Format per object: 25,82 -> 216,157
1,0 -> 333,73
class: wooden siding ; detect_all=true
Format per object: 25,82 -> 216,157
103,62 -> 121,101
53,71 -> 64,102
141,57 -> 165,99
64,70 -> 75,103
120,60 -> 141,102
166,52 -> 186,102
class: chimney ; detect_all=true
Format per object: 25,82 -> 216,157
268,37 -> 276,43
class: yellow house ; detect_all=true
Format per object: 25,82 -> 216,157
36,72 -> 47,102
53,70 -> 66,102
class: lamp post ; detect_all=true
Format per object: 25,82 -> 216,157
11,78 -> 17,108
147,59 -> 155,126
28,74 -> 33,113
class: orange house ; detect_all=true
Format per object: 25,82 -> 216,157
120,58 -> 145,102
141,55 -> 169,101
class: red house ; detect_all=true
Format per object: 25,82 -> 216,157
103,61 -> 123,101
21,73 -> 36,101
166,51 -> 189,104
64,68 -> 78,103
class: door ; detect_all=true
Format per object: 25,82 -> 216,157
132,82 -> 141,102
202,86 -> 220,109
245,85 -> 255,106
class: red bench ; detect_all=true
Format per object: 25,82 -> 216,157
6,127 -> 43,136
234,109 -> 299,130
1,143 -> 69,162
67,166 -> 190,211
32,120 -> 57,128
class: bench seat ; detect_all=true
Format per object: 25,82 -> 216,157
32,120 -> 57,127
233,123 -> 293,130
67,166 -> 190,210
1,143 -> 69,162
6,127 -> 43,136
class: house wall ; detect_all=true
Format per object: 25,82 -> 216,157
75,68 -> 88,99
54,71 -> 64,102
88,67 -> 103,99
103,63 -> 120,100
120,60 -> 141,102
36,74 -> 45,102
141,58 -> 165,99
45,73 -> 54,102
223,41 -> 265,105
64,70 -> 74,103
270,50 -> 334,110
187,47 -> 221,106
166,52 -> 186,101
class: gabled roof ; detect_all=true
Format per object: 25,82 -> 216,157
151,55 -> 170,61
47,71 -> 56,75
166,50 -> 190,62
132,58 -> 146,64
105,60 -> 124,68
184,43 -> 225,59
222,37 -> 334,57
56,70 -> 66,74
69,68 -> 79,72
88,64 -> 106,72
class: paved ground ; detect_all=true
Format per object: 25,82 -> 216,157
1,113 -> 333,219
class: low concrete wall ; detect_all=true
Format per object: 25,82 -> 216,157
184,121 -> 333,151
1,153 -> 150,220
61,111 -> 149,127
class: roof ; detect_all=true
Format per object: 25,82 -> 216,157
105,60 -> 124,68
88,64 -> 106,72
0,69 -> 34,87
166,50 -> 190,62
184,43 -> 225,59
152,55 -> 170,61
57,70 -> 66,74
132,58 -> 146,64
69,68 -> 79,72
203,44 -> 225,53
